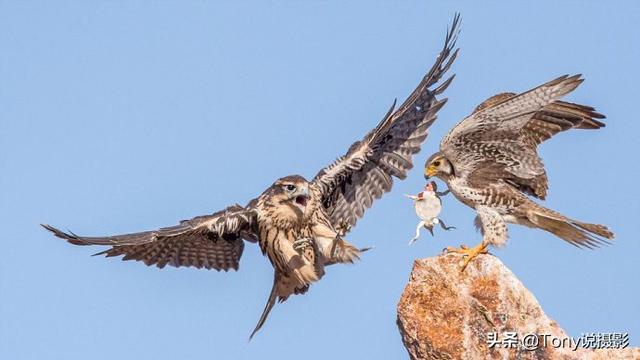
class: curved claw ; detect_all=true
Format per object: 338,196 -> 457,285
444,243 -> 488,272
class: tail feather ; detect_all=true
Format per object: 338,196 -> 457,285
573,221 -> 614,239
249,274 -> 279,340
527,206 -> 614,249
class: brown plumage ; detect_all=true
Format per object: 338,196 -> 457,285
425,74 -> 614,269
43,14 -> 460,338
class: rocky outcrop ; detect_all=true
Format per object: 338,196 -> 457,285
397,254 -> 638,360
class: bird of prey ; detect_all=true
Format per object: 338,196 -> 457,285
42,15 -> 460,338
405,181 -> 454,244
424,74 -> 614,270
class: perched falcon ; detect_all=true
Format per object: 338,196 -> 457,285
42,15 -> 460,338
424,74 -> 614,270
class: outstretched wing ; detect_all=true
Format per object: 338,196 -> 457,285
42,204 -> 258,271
312,14 -> 460,232
441,74 -> 585,153
473,92 -> 605,147
441,74 -> 605,199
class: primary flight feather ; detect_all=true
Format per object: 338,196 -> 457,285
43,14 -> 461,338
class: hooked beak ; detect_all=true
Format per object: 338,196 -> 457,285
424,165 -> 437,180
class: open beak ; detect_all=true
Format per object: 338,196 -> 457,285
293,186 -> 310,209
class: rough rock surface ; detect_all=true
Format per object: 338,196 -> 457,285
397,254 -> 638,360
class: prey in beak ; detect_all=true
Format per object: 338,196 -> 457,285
424,165 -> 437,180
406,180 -> 455,244
424,152 -> 448,180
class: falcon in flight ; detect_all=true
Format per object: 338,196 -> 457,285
43,15 -> 460,338
424,74 -> 614,270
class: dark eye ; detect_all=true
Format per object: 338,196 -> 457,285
285,184 -> 296,192
433,160 -> 441,167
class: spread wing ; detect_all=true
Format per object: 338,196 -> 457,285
441,74 -> 585,151
312,14 -> 460,232
473,92 -> 605,147
441,74 -> 605,199
42,204 -> 258,271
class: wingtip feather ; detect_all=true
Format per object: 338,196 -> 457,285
41,223 -> 88,246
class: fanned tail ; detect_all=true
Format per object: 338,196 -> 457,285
526,205 -> 614,249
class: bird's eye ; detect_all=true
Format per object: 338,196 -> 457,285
285,184 -> 296,192
433,160 -> 441,167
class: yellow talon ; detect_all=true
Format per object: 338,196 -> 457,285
445,243 -> 488,271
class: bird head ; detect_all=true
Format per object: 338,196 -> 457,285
424,152 -> 453,180
424,181 -> 437,192
271,175 -> 311,217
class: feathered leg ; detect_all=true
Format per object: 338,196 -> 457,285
445,206 -> 502,271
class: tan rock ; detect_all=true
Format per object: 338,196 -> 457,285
397,254 -> 638,360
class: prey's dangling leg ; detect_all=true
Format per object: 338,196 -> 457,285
437,218 -> 456,231
436,188 -> 450,197
424,224 -> 434,236
409,221 -> 426,245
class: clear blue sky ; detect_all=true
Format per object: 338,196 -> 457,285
1,1 -> 638,359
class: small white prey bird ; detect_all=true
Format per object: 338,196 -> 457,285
406,181 -> 454,244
